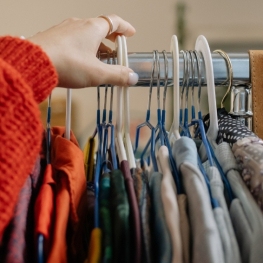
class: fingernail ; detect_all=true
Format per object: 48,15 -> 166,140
128,72 -> 139,86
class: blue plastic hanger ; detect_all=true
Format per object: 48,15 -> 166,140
94,83 -> 103,228
180,50 -> 219,208
101,52 -> 118,171
134,51 -> 158,171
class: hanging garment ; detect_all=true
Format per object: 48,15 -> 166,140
177,194 -> 190,263
149,171 -> 172,263
216,108 -> 256,146
215,142 -> 263,263
205,166 -> 241,263
173,137 -> 225,263
47,127 -> 87,263
133,167 -> 152,263
110,169 -> 130,263
34,163 -> 55,261
0,155 -> 42,263
158,145 -> 183,263
120,160 -> 141,263
99,173 -> 112,263
140,172 -> 152,263
83,137 -> 96,181
232,136 -> 263,211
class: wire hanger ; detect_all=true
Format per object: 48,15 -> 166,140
213,49 -> 233,109
121,35 -> 136,169
133,51 -> 158,171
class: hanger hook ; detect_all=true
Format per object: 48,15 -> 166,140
147,51 -> 156,112
213,49 -> 233,108
154,50 -> 161,110
184,51 -> 191,111
162,50 -> 169,111
193,50 -> 202,112
97,51 -> 101,111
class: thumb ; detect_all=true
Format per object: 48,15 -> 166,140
94,62 -> 139,87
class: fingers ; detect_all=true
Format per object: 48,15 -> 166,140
91,61 -> 138,87
96,14 -> 136,41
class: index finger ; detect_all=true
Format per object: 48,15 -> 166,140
97,14 -> 136,41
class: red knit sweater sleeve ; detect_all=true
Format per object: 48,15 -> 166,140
0,36 -> 58,241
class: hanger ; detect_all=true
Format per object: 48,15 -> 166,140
213,49 -> 233,109
161,48 -> 182,194
121,35 -> 136,168
37,94 -> 52,263
65,89 -> 72,140
115,35 -> 128,163
169,35 -> 181,143
133,51 -> 158,171
106,51 -> 118,170
195,35 -> 234,202
195,36 -> 218,146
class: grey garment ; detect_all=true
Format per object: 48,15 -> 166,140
232,136 -> 263,211
206,166 -> 242,263
149,172 -> 172,263
213,207 -> 234,263
230,199 -> 253,263
173,137 -> 225,263
228,170 -> 263,263
215,142 -> 263,263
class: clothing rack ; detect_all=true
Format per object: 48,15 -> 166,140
101,52 -> 250,86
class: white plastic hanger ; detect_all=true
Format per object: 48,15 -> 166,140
195,35 -> 218,146
115,35 -> 127,162
121,35 -> 136,168
169,35 -> 181,143
65,89 -> 72,140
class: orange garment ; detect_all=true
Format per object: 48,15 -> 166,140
34,164 -> 55,256
47,127 -> 87,263
0,36 -> 58,240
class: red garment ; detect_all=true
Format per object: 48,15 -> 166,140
0,36 -> 58,240
47,127 -> 87,263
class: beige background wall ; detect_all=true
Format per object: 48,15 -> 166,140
1,0 -> 263,146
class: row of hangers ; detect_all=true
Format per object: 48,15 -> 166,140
41,33 -> 237,262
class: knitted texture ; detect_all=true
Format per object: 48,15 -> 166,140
0,36 -> 58,241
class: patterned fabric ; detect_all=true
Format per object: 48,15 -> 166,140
202,108 -> 257,147
232,137 -> 263,211
217,109 -> 256,146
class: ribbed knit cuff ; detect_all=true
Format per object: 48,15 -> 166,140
0,36 -> 58,103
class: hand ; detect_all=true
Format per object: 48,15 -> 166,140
28,14 -> 138,88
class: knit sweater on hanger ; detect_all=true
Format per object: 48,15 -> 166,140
0,36 -> 58,241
